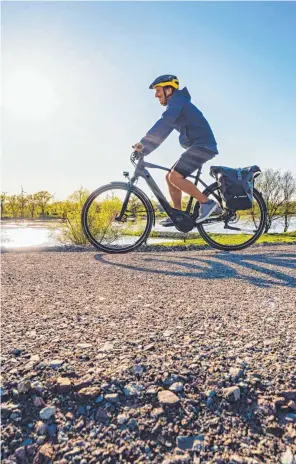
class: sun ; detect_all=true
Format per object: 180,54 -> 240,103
3,68 -> 59,122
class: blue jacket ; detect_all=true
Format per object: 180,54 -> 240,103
140,87 -> 218,156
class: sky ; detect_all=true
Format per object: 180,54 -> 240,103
1,1 -> 296,200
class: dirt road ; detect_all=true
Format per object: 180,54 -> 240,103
1,245 -> 296,463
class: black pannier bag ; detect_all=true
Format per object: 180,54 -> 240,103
210,165 -> 261,211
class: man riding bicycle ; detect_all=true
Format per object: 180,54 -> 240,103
133,74 -> 220,225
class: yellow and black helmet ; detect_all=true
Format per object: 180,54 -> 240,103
149,74 -> 179,90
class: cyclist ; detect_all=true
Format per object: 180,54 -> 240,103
133,74 -> 220,226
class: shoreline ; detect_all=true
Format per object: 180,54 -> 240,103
2,240 -> 296,254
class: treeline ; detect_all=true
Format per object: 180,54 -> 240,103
1,169 -> 296,232
256,169 -> 296,232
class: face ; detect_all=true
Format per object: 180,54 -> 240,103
154,86 -> 172,106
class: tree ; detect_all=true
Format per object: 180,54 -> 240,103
34,191 -> 53,216
27,194 -> 39,219
1,192 -> 7,218
18,186 -> 28,219
282,171 -> 296,233
256,169 -> 285,233
6,195 -> 20,218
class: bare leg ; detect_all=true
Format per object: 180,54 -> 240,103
169,170 -> 208,204
165,172 -> 182,210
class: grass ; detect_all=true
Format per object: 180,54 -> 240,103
152,231 -> 296,248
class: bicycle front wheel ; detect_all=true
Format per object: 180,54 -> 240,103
196,183 -> 267,251
81,183 -> 154,253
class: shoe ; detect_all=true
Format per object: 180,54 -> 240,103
159,217 -> 174,227
213,204 -> 223,215
195,200 -> 219,223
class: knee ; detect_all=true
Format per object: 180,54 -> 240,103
169,170 -> 183,186
165,172 -> 171,184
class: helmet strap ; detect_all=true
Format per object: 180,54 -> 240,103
163,86 -> 175,106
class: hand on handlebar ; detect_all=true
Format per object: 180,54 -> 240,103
132,143 -> 144,153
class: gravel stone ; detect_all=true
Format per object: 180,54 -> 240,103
39,406 -> 56,420
158,390 -> 180,406
222,386 -> 241,402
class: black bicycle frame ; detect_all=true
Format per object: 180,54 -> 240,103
129,157 -> 210,216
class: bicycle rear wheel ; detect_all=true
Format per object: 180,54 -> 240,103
81,183 -> 153,253
195,183 -> 267,251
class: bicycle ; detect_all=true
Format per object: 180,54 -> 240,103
81,152 -> 267,253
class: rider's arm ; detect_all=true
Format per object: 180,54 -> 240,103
140,104 -> 182,155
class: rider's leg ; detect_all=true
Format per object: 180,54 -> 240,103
170,146 -> 217,205
165,172 -> 182,210
169,170 -> 208,203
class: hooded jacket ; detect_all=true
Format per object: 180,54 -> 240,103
140,87 -> 218,156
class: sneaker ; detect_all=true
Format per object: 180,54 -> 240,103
195,200 -> 219,223
159,217 -> 174,227
213,204 -> 223,215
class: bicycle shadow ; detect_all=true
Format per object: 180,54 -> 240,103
95,251 -> 296,288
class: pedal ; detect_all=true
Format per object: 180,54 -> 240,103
161,222 -> 175,228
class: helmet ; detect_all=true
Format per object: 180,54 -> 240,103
149,74 -> 179,90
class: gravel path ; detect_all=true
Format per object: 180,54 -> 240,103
1,245 -> 296,464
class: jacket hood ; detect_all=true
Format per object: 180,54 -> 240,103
172,87 -> 191,102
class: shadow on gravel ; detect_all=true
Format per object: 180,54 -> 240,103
95,252 -> 296,288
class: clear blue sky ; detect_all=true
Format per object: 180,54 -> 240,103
2,1 -> 296,200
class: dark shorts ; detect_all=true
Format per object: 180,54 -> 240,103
171,146 -> 217,178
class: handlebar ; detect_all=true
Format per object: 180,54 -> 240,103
130,151 -> 144,165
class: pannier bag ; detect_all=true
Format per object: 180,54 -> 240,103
210,165 -> 261,211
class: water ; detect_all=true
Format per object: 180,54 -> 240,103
0,221 -> 176,249
1,221 -> 61,248
1,217 -> 295,249
153,217 -> 296,234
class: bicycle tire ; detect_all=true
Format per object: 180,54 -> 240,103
81,182 -> 154,254
196,182 -> 267,251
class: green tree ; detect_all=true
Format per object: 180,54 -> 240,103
1,192 -> 8,218
18,187 -> 28,219
34,191 -> 53,216
27,194 -> 39,219
6,195 -> 20,218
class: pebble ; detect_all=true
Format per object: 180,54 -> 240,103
229,367 -> 243,380
17,380 -> 31,394
281,449 -> 295,464
34,443 -> 54,462
30,354 -> 40,363
177,435 -> 204,450
35,421 -> 48,435
117,413 -> 129,424
78,386 -> 101,399
123,384 -> 144,397
169,382 -> 184,393
158,390 -> 180,406
77,343 -> 93,349
56,376 -> 72,393
99,342 -> 114,352
105,393 -> 120,403
49,359 -> 64,369
14,446 -> 26,461
95,408 -> 110,425
39,406 -> 56,420
222,386 -> 241,402
33,397 -> 45,407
